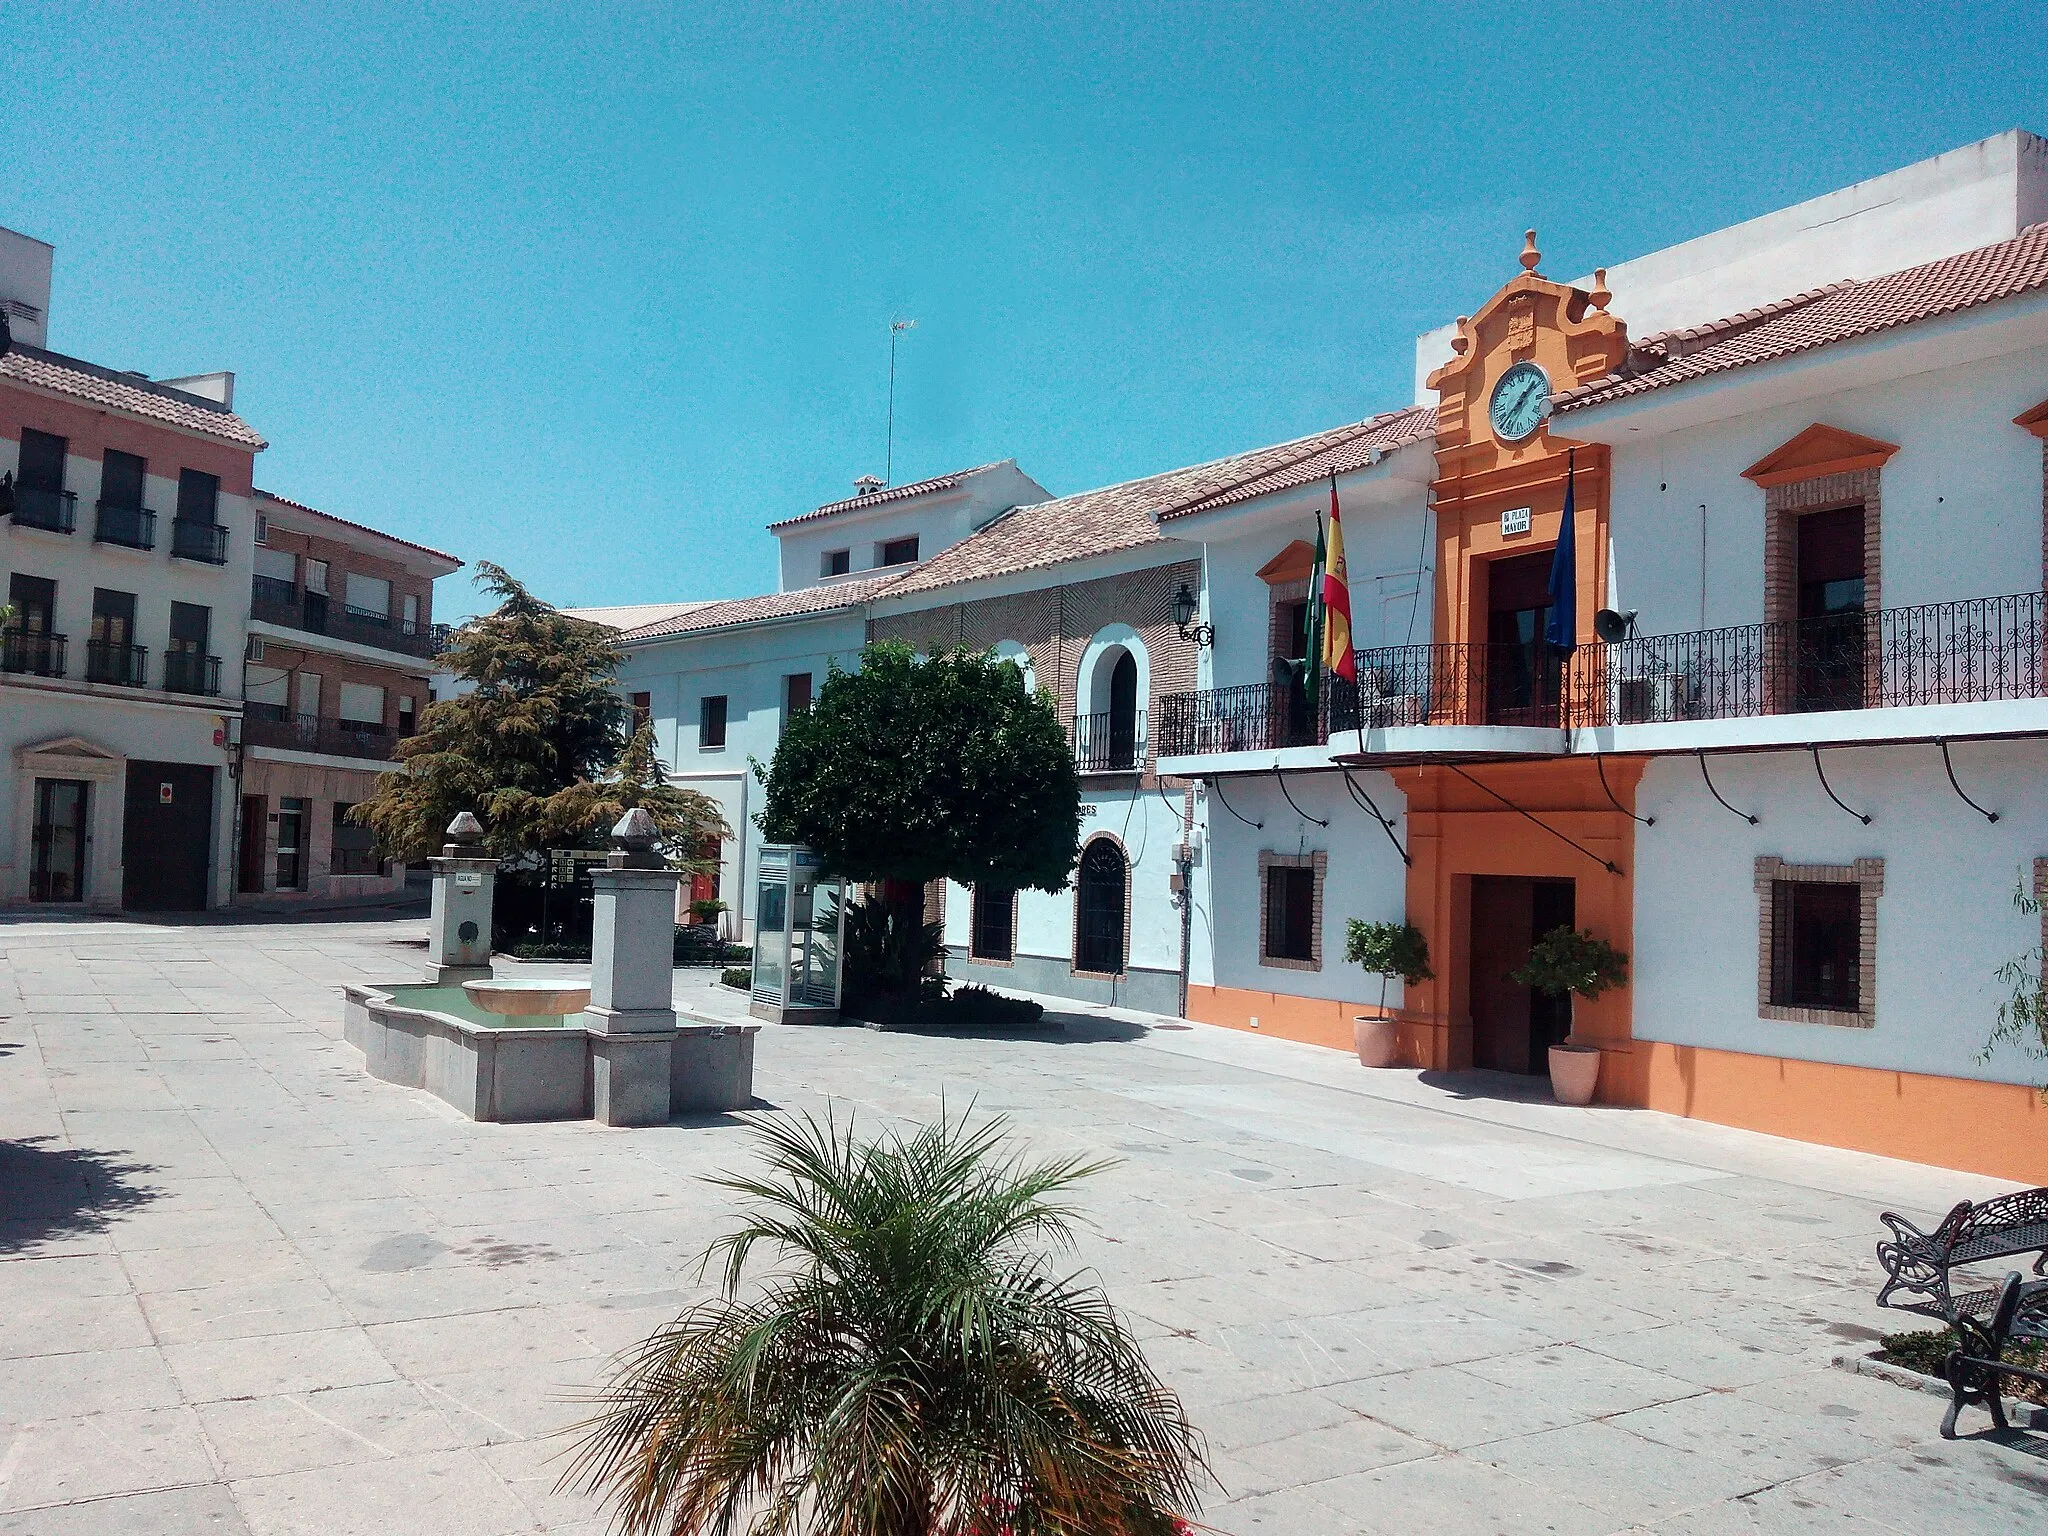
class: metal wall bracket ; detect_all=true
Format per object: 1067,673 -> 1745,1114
1939,740 -> 1999,823
1273,768 -> 1330,828
1595,754 -> 1654,827
1697,752 -> 1759,825
1812,748 -> 1872,825
1343,770 -> 1412,867
1207,776 -> 1263,830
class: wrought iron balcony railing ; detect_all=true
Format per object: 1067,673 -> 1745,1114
86,641 -> 149,686
171,518 -> 229,564
163,650 -> 222,697
1072,709 -> 1148,772
242,703 -> 399,760
245,578 -> 440,657
1,629 -> 66,677
1155,592 -> 2048,757
94,501 -> 157,549
9,486 -> 77,533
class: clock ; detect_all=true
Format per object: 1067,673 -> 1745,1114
1489,359 -> 1552,444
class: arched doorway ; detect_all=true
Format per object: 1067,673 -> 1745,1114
1106,650 -> 1139,769
1075,837 -> 1127,975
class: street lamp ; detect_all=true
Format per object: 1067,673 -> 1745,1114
1172,583 -> 1215,648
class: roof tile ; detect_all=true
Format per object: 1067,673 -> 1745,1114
619,570 -> 901,641
2,344 -> 267,450
767,461 -> 1014,530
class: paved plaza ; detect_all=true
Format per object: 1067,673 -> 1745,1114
3,914 -> 2045,1534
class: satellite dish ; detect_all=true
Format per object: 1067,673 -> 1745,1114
1593,607 -> 1638,643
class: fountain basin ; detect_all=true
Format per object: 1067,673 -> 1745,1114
463,978 -> 592,1017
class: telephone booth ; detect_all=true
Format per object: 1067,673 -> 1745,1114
750,845 -> 847,1024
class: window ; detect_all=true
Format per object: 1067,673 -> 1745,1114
345,572 -> 392,618
176,468 -> 220,526
100,448 -> 146,506
879,536 -> 920,567
7,573 -> 55,632
331,803 -> 380,875
88,589 -> 140,684
1073,838 -> 1127,976
402,593 -> 421,633
255,513 -> 270,544
296,670 -> 323,718
784,672 -> 812,715
629,691 -> 653,735
19,428 -> 68,491
304,559 -> 329,595
397,695 -> 417,736
701,694 -> 728,748
971,885 -> 1016,964
1755,856 -> 1882,1026
822,548 -> 851,577
338,682 -> 387,729
1258,851 -> 1326,970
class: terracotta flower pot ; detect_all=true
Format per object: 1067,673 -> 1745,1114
1353,1012 -> 1399,1068
1548,1041 -> 1601,1106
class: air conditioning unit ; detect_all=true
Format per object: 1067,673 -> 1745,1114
1610,672 -> 1684,724
247,637 -> 266,662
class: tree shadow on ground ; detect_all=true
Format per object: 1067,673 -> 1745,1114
0,1136 -> 160,1253
894,1012 -> 1150,1045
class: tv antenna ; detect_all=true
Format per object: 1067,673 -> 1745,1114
887,318 -> 916,484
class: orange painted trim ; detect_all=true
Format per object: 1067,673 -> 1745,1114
1184,984 -> 1449,1066
2016,398 -> 2048,441
1255,539 -> 1318,584
1741,422 -> 1901,488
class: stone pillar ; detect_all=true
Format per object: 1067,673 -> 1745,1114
583,809 -> 682,1126
426,812 -> 497,984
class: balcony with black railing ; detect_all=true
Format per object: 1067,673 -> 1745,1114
86,641 -> 149,687
245,577 -> 443,658
1072,709 -> 1148,772
1156,591 -> 2048,760
242,702 -> 399,760
94,501 -> 157,550
171,518 -> 229,564
1,630 -> 67,677
163,650 -> 222,697
8,486 -> 78,533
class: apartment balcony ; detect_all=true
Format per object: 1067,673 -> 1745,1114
1156,591 -> 2048,765
163,651 -> 222,697
1072,709 -> 1147,772
8,486 -> 77,534
170,517 -> 229,564
94,501 -> 158,550
242,702 -> 399,761
246,578 -> 443,658
86,641 -> 149,687
1,630 -> 67,677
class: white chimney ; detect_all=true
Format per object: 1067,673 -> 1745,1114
0,225 -> 54,350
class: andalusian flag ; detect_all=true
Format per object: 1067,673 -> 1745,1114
1322,477 -> 1356,682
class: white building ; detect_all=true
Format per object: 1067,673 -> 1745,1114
2,224 -> 264,911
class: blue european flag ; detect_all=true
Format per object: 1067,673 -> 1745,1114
1545,449 -> 1577,653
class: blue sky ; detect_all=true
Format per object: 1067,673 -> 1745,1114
3,4 -> 2042,614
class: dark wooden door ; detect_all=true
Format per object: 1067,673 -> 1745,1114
31,779 -> 89,902
1469,875 -> 1575,1073
239,795 -> 268,894
1485,550 -> 1563,726
1075,840 -> 1127,975
122,761 -> 215,911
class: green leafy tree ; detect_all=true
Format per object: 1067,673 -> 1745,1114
1343,919 -> 1433,1015
759,642 -> 1081,891
354,563 -> 723,863
1512,928 -> 1630,1002
1987,877 -> 2048,1097
566,1111 -> 1208,1536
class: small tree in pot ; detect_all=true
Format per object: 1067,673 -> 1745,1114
1343,919 -> 1432,1068
1512,927 -> 1629,1106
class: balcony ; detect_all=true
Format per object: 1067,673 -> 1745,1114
1,630 -> 67,677
1072,709 -> 1147,772
242,702 -> 399,760
94,501 -> 158,550
163,651 -> 222,697
171,517 -> 229,564
1155,592 -> 2048,760
8,486 -> 77,534
86,641 -> 149,687
246,579 -> 443,658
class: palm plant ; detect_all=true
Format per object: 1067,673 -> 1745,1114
565,1111 -> 1207,1536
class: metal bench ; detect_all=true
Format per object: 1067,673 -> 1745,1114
1940,1272 -> 2048,1437
1876,1188 -> 2048,1321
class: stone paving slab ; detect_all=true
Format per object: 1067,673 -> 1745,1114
3,915 -> 2047,1533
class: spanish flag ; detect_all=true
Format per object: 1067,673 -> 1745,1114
1321,477 -> 1355,681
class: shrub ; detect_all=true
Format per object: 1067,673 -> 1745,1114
835,893 -> 944,1007
1879,1327 -> 2046,1405
1342,920 -> 1432,1014
720,967 -> 751,990
504,941 -> 591,962
1512,927 -> 1629,1000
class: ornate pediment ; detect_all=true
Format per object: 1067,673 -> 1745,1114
15,735 -> 125,778
1255,539 -> 1318,585
2016,398 -> 2048,441
1741,423 -> 1900,488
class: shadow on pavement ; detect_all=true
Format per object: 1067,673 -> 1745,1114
0,1136 -> 160,1253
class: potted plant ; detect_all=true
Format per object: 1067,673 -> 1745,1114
1512,926 -> 1629,1106
1343,919 -> 1432,1068
687,897 -> 728,927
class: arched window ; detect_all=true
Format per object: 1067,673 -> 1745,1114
1107,651 -> 1138,769
1076,625 -> 1149,772
990,640 -> 1036,694
1074,837 -> 1128,976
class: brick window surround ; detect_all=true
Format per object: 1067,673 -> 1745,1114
1257,849 -> 1327,972
1762,468 -> 1882,629
1754,855 -> 1883,1028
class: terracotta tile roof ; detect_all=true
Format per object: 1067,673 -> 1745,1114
1,343 -> 267,450
1161,404 -> 1437,517
618,570 -> 900,642
255,489 -> 462,568
767,460 -> 1015,530
1557,224 -> 2048,412
885,413 -> 1432,596
560,601 -> 715,632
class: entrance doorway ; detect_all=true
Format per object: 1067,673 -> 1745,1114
239,795 -> 269,894
1469,875 -> 1575,1073
1792,505 -> 1866,712
1485,550 -> 1563,726
276,798 -> 309,891
1074,838 -> 1128,975
31,778 -> 89,901
121,761 -> 215,911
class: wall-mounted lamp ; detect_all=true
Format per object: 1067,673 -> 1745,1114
1172,583 -> 1215,648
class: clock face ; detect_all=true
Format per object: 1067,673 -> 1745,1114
1489,360 -> 1552,444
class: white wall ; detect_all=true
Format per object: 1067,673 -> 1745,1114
1606,340 -> 2048,637
774,463 -> 1051,592
1634,739 -> 2048,1085
1186,769 -> 1411,1004
0,224 -> 54,349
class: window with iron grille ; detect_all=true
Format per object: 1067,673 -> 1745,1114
971,885 -> 1016,963
1263,867 -> 1316,962
1769,879 -> 1860,1011
700,694 -> 728,748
